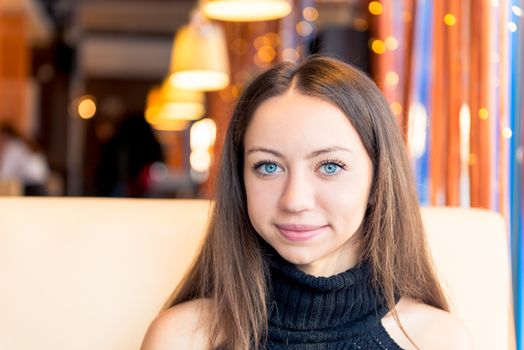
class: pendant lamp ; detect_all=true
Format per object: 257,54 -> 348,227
201,0 -> 292,22
190,118 -> 217,174
145,82 -> 205,131
168,12 -> 230,91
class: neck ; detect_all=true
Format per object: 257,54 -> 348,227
294,239 -> 361,277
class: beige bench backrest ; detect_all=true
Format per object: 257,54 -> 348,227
0,198 -> 211,350
421,207 -> 514,350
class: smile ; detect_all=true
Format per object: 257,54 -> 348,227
275,224 -> 328,242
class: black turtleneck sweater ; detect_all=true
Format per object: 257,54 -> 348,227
265,253 -> 404,350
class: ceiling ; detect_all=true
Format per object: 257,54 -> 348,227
41,0 -> 196,79
79,0 -> 195,35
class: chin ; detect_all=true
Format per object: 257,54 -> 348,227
275,246 -> 316,266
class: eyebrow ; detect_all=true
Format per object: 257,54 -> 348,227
246,146 -> 352,159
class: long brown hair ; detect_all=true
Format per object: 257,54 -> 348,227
165,56 -> 448,349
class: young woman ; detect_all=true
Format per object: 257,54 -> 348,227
141,56 -> 472,350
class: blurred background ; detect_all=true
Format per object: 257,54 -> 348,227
0,0 -> 522,346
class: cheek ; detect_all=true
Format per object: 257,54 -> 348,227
244,174 -> 281,229
318,175 -> 371,224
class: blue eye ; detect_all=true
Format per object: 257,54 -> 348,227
262,163 -> 278,173
319,160 -> 346,176
254,161 -> 283,176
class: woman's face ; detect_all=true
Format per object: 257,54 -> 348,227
243,91 -> 373,277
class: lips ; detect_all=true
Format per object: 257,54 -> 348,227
275,223 -> 328,241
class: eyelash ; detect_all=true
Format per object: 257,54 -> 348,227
319,159 -> 348,172
252,159 -> 280,177
252,158 -> 348,176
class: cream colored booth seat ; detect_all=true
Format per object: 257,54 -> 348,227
0,198 -> 212,350
0,199 -> 514,350
420,207 -> 515,350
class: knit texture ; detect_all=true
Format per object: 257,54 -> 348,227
264,252 -> 404,350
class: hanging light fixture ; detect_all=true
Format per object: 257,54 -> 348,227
190,118 -> 217,181
145,82 -> 205,131
158,81 -> 206,120
190,118 -> 217,151
168,11 -> 230,91
201,0 -> 292,22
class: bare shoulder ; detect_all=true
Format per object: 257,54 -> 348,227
381,297 -> 473,350
140,298 -> 213,350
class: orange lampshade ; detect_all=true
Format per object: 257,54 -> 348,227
145,83 -> 205,131
168,15 -> 229,91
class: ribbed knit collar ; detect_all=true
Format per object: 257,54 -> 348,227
266,251 -> 388,331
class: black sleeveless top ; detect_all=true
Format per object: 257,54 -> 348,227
264,252 -> 404,349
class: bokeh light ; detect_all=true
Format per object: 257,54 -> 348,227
296,21 -> 313,37
78,96 -> 96,120
390,102 -> 402,116
303,7 -> 319,22
368,1 -> 383,15
502,127 -> 513,139
385,36 -> 398,50
385,71 -> 399,86
478,108 -> 489,120
444,14 -> 456,26
371,39 -> 386,54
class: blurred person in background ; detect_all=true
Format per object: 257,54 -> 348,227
0,122 -> 50,195
96,112 -> 164,197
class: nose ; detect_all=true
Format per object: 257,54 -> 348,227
278,171 -> 315,213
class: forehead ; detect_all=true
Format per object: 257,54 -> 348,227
244,91 -> 362,152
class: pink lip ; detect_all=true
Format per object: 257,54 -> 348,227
275,224 -> 328,242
